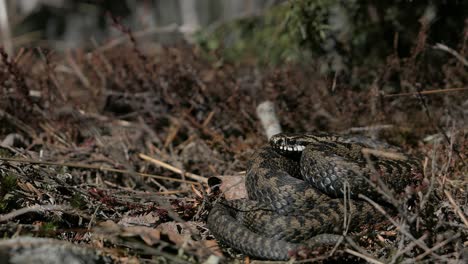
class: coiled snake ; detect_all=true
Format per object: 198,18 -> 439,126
207,133 -> 423,260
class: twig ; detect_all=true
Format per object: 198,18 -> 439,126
139,153 -> 207,184
412,233 -> 461,262
39,123 -> 73,148
90,38 -> 113,73
326,182 -> 350,256
344,249 -> 384,264
347,124 -> 394,132
66,50 -> 90,88
390,233 -> 428,263
97,24 -> 179,52
202,3 -> 278,38
345,236 -> 383,263
0,157 -> 200,185
0,109 -> 37,138
291,255 -> 331,263
202,111 -> 215,127
87,204 -> 100,231
444,190 -> 468,228
419,142 -> 437,211
433,43 -> 468,67
37,47 -> 67,101
0,204 -> 72,222
384,87 -> 468,98
163,120 -> 181,149
361,148 -> 408,161
359,194 -> 447,262
181,112 -> 227,148
413,86 -> 466,167
360,153 -> 400,205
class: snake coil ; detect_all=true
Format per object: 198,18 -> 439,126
208,133 -> 423,260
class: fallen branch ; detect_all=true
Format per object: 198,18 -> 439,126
384,87 -> 468,98
344,249 -> 384,264
0,157 -> 200,185
0,204 -> 72,222
433,43 -> 468,67
139,153 -> 207,184
444,190 -> 468,228
359,194 -> 448,262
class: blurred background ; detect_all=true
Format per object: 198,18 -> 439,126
2,0 -> 466,68
3,0 -> 278,50
0,3 -> 465,262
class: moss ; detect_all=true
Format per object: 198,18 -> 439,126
41,222 -> 58,232
70,193 -> 87,210
0,174 -> 18,213
1,173 -> 18,196
0,147 -> 15,158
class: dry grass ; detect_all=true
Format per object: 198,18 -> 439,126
0,21 -> 466,263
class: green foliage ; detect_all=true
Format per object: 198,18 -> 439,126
0,173 -> 18,212
197,0 -> 467,70
70,193 -> 87,210
41,222 -> 58,232
0,147 -> 15,158
1,173 -> 17,195
196,3 -> 304,65
198,0 -> 355,65
286,0 -> 338,52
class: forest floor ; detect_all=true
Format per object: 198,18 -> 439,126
0,34 -> 466,263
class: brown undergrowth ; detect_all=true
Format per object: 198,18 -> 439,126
0,26 -> 466,263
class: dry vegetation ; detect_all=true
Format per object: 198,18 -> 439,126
0,21 -> 466,263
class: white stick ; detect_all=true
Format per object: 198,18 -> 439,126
0,0 -> 12,56
256,101 -> 281,139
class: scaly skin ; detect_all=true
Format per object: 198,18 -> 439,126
208,133 -> 423,260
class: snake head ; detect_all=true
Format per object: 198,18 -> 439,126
269,133 -> 308,153
270,132 -> 336,153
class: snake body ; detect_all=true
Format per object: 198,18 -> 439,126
207,133 -> 423,260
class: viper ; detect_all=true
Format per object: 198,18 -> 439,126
207,132 -> 423,260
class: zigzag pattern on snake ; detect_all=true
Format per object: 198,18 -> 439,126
207,132 -> 423,260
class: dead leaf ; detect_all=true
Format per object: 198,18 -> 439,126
218,175 -> 247,200
96,220 -> 122,234
202,239 -> 223,257
121,226 -> 162,246
25,182 -> 43,199
156,222 -> 191,246
118,212 -> 160,227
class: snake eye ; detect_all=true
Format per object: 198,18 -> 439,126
276,138 -> 284,146
270,135 -> 283,145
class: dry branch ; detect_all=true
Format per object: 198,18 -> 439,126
139,153 -> 208,184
